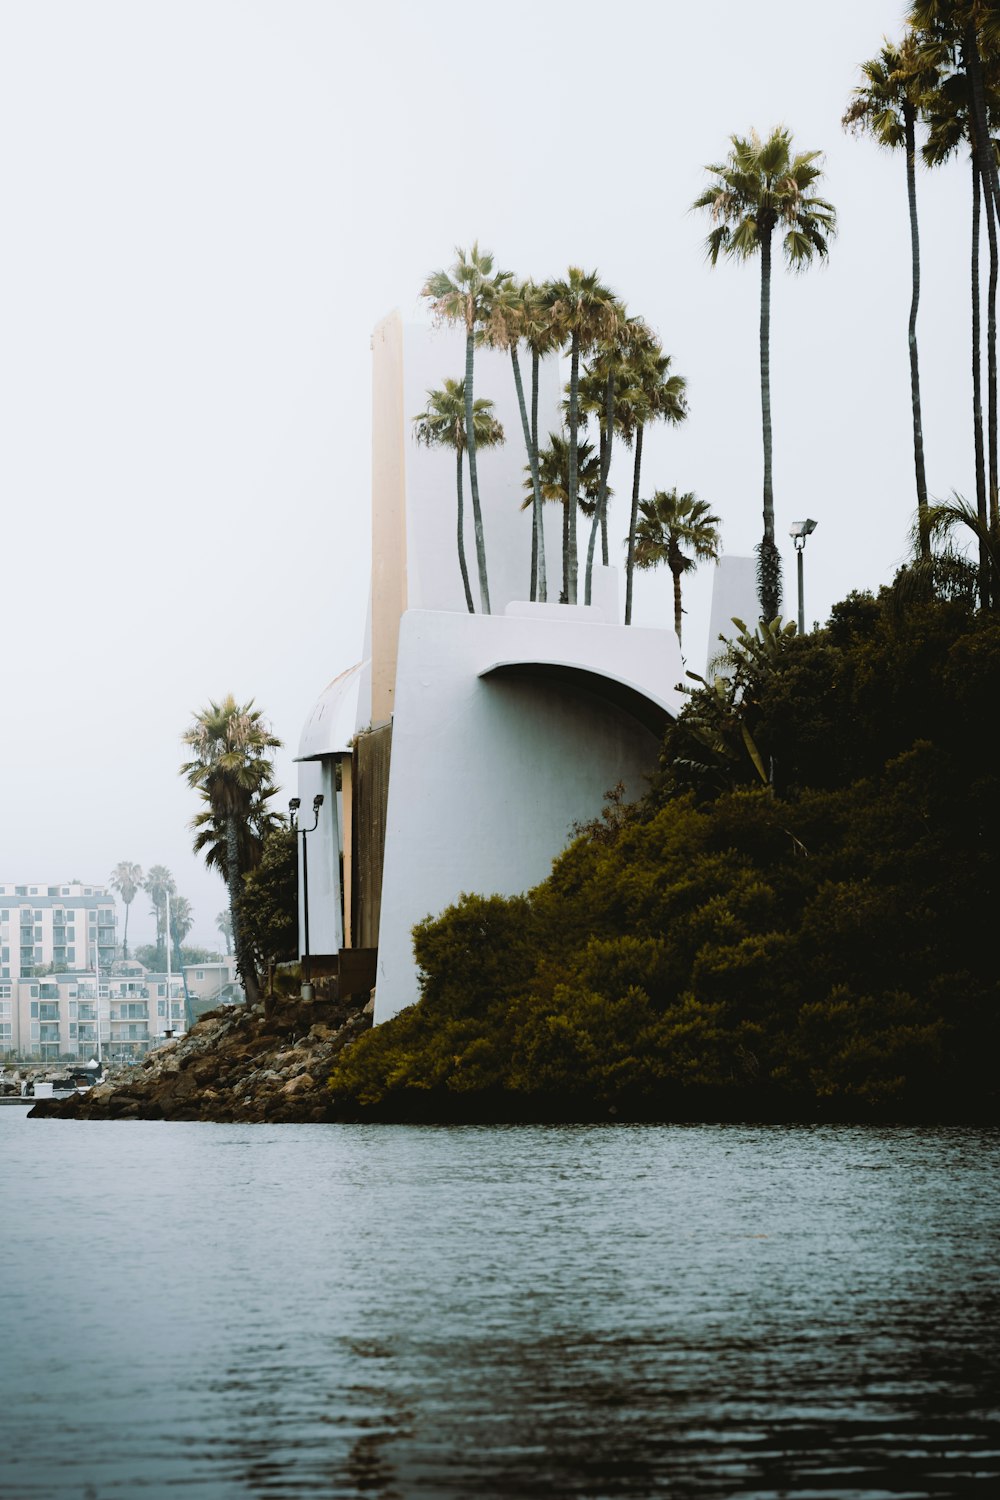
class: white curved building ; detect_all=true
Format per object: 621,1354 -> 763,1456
297,313 -> 686,1023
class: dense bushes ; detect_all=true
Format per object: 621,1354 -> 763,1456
328,581 -> 999,1121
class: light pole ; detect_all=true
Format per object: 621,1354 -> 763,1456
789,518 -> 818,635
290,794 -> 324,1001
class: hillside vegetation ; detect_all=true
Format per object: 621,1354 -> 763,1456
328,580 -> 999,1122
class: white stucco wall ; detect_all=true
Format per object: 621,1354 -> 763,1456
294,756 -> 342,960
373,606 -> 685,1023
707,557 -> 759,671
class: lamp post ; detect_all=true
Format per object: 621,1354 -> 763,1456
290,793 -> 324,1001
789,518 -> 818,635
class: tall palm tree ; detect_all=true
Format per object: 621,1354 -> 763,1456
520,281 -> 562,597
844,35 -> 936,554
168,895 -> 194,971
484,278 -> 548,601
543,269 -> 620,603
412,378 -> 505,613
693,128 -> 836,620
579,313 -> 650,603
422,244 -> 511,613
181,696 -> 281,1006
143,865 -> 175,970
108,860 -> 142,961
631,490 -> 722,646
622,348 -> 689,625
922,50 -> 998,593
524,431 -> 605,599
216,910 -> 233,953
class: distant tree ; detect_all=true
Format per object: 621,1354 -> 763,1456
108,861 -> 142,960
142,865 -> 175,970
181,695 -> 281,1007
216,910 -> 233,953
168,895 -> 194,971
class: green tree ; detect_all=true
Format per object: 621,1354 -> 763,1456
422,243 -> 511,613
412,378 -> 505,613
181,696 -> 282,1007
108,860 -> 142,961
632,490 -> 722,646
216,909 -> 233,952
544,269 -> 620,603
623,348 -> 689,625
238,825 -> 298,977
484,278 -> 549,601
844,34 -> 936,553
693,127 -> 836,619
168,894 -> 194,972
578,314 -> 653,603
524,431 -> 605,599
142,865 -> 175,970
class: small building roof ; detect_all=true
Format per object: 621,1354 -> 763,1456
297,661 -> 367,760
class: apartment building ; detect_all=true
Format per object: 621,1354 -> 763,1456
0,881 -> 117,980
0,967 -> 188,1064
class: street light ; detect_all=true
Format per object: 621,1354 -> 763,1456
290,794 -> 324,1001
789,518 -> 818,635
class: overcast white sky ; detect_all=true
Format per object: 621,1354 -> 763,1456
0,1 -> 970,948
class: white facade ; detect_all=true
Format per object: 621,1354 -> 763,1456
298,315 -> 687,1024
0,882 -> 117,981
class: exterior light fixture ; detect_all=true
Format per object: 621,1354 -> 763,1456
290,793 -> 325,1000
788,519 -> 818,634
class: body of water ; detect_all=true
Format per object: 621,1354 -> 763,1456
0,1113 -> 997,1498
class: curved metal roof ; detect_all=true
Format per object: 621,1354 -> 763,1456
297,661 -> 366,760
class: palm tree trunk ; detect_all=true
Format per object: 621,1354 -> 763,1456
123,902 -> 130,962
530,349 -> 546,601
228,815 -> 258,1006
905,106 -> 929,555
455,448 -> 475,613
511,347 -> 546,605
585,372 -> 614,604
625,424 -> 644,626
757,227 -> 781,620
566,333 -> 581,603
761,228 -> 774,543
464,328 -> 491,613
972,144 -> 990,607
965,26 -> 1000,529
671,563 -> 684,645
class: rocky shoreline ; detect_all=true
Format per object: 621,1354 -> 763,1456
28,990 -> 373,1124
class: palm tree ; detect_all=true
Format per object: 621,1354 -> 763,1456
216,910 -> 233,953
844,35 -> 936,554
181,696 -> 281,1006
422,244 -> 511,613
579,313 -> 651,604
143,865 -> 176,970
524,432 -> 605,600
108,860 -> 142,960
168,895 -> 194,971
412,378 -> 505,613
543,269 -> 620,603
631,490 -> 722,646
693,128 -> 836,620
484,278 -> 548,601
922,49 -> 998,592
920,490 -> 1000,600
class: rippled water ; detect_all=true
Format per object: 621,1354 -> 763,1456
1,1113 -> 997,1498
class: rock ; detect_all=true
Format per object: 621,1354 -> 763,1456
281,1073 -> 316,1096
